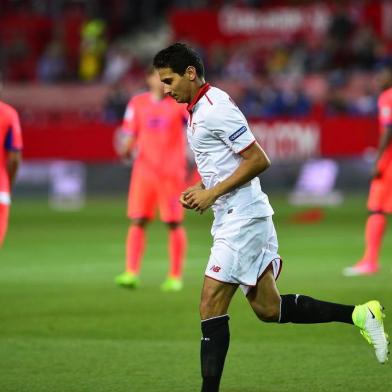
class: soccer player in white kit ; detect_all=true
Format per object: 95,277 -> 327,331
153,43 -> 389,392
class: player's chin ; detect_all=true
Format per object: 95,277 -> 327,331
173,96 -> 184,103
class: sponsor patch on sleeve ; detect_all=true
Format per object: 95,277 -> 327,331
124,106 -> 135,121
229,126 -> 247,141
381,106 -> 391,116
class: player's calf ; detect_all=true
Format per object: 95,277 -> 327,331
200,314 -> 230,392
250,301 -> 280,322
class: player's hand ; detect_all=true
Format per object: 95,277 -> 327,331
113,128 -> 133,160
179,193 -> 193,209
183,188 -> 217,213
179,183 -> 203,209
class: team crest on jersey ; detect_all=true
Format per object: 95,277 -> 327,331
229,126 -> 247,141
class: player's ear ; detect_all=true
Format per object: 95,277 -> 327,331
185,66 -> 196,81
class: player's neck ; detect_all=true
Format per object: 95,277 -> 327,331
189,79 -> 207,103
151,90 -> 165,101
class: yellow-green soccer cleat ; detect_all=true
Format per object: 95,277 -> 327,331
115,272 -> 140,289
161,277 -> 183,292
352,300 -> 389,364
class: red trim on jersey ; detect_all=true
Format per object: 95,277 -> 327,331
238,140 -> 256,154
205,93 -> 213,105
187,83 -> 211,113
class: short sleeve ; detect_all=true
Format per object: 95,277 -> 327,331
4,108 -> 23,151
121,98 -> 138,136
206,103 -> 255,154
379,100 -> 392,126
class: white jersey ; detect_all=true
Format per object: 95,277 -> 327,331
187,84 -> 274,225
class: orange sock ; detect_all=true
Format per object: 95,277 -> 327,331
126,225 -> 145,274
361,213 -> 387,266
0,204 -> 10,248
169,226 -> 187,279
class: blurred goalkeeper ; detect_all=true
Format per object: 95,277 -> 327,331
344,67 -> 392,276
114,67 -> 188,291
0,72 -> 22,247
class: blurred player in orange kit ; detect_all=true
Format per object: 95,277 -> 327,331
0,72 -> 23,247
115,67 -> 188,291
344,67 -> 392,276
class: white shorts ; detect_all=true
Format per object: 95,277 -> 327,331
205,216 -> 282,295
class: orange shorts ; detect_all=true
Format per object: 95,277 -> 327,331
128,169 -> 185,222
367,166 -> 392,213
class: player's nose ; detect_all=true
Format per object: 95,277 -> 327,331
163,84 -> 172,95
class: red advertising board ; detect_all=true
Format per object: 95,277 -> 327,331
169,2 -> 390,48
21,116 -> 379,162
169,4 -> 331,47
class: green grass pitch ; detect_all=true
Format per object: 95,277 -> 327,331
0,195 -> 391,392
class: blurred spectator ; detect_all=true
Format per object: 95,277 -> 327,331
79,18 -> 107,82
0,1 -> 390,117
348,88 -> 377,116
102,81 -> 129,123
37,40 -> 67,83
225,47 -> 255,81
328,4 -> 355,43
4,32 -> 35,81
206,44 -> 228,79
352,26 -> 378,70
102,43 -> 133,84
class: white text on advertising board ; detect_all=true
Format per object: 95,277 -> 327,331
251,121 -> 320,162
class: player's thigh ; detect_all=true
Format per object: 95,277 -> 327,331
128,170 -> 158,219
246,264 -> 281,322
158,175 -> 184,223
200,276 -> 238,320
367,175 -> 392,213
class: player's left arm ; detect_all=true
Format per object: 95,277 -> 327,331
5,110 -> 23,189
373,124 -> 392,178
184,142 -> 270,213
7,151 -> 22,188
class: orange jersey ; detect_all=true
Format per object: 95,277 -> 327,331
377,87 -> 392,172
0,101 -> 22,193
122,92 -> 187,177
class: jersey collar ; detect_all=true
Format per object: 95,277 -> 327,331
187,83 -> 210,113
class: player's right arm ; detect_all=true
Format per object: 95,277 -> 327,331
113,127 -> 135,159
373,124 -> 392,178
114,98 -> 138,161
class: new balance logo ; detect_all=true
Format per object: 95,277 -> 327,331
210,265 -> 221,273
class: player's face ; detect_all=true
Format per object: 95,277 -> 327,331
146,70 -> 164,96
157,67 -> 193,103
376,68 -> 392,91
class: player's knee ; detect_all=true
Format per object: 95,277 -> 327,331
200,297 -> 217,319
131,218 -> 149,228
199,292 -> 225,320
167,221 -> 181,230
252,303 -> 280,323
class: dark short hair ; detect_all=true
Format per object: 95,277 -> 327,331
153,43 -> 204,78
